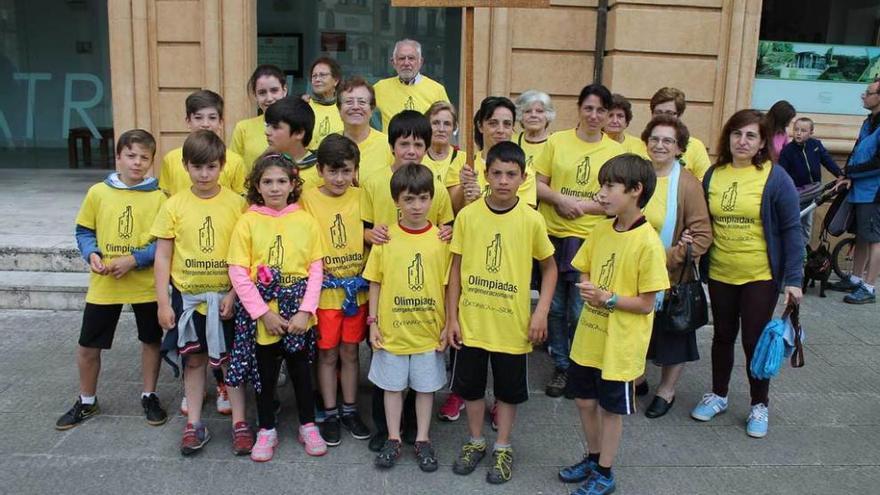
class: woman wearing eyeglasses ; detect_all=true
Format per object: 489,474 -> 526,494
307,57 -> 344,148
638,115 -> 712,418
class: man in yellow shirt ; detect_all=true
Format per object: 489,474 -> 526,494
650,87 -> 711,180
374,39 -> 451,132
534,84 -> 624,398
264,97 -> 321,190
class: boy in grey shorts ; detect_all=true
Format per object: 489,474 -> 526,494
363,163 -> 452,472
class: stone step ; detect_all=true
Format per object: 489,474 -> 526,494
0,246 -> 86,273
0,270 -> 88,310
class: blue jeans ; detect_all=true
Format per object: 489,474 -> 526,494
547,277 -> 584,370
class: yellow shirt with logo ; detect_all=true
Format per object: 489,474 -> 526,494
308,99 -> 344,148
227,206 -> 324,345
681,136 -> 711,180
230,115 -> 268,175
619,132 -> 649,159
423,147 -> 465,186
515,131 -> 549,173
360,166 -> 454,227
150,188 -> 247,305
644,175 -> 670,232
570,219 -> 670,381
362,223 -> 450,355
708,162 -> 773,285
158,147 -> 247,196
353,129 -> 394,184
450,199 -> 555,354
534,130 -> 624,238
374,75 -> 450,132
300,187 -> 368,309
76,183 -> 167,305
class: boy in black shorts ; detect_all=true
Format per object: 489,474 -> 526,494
56,130 -> 169,430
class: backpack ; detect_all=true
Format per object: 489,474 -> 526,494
750,304 -> 805,380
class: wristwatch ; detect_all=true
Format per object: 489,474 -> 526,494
604,293 -> 618,311
367,316 -> 378,325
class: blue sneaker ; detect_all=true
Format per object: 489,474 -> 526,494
571,472 -> 616,495
844,285 -> 876,304
559,455 -> 598,483
746,404 -> 769,438
691,393 -> 728,422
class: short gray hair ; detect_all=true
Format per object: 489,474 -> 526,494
392,39 -> 422,59
515,90 -> 556,125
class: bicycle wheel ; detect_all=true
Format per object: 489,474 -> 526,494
831,236 -> 856,280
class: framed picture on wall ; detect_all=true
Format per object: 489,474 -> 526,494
258,33 -> 303,77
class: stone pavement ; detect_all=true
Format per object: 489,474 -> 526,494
1,292 -> 878,495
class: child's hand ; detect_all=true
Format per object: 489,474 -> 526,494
260,311 -> 288,336
157,303 -> 176,331
576,281 -> 608,308
437,327 -> 449,352
88,252 -> 107,275
528,310 -> 548,345
369,322 -> 384,350
105,255 -> 137,279
447,320 -> 462,350
287,311 -> 311,334
366,224 -> 390,245
437,224 -> 453,243
219,292 -> 236,320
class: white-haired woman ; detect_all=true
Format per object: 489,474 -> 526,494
514,90 -> 556,168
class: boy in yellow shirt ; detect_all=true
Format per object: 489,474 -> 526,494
447,141 -> 557,485
364,163 -> 451,471
151,130 -> 253,457
56,130 -> 169,430
300,134 -> 372,446
559,154 -> 669,495
157,90 -> 246,196
264,97 -> 322,190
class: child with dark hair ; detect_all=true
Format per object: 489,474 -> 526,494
264,96 -> 320,189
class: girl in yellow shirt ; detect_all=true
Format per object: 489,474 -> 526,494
226,152 -> 327,461
230,65 -> 289,174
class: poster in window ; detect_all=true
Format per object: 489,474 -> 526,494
258,34 -> 303,77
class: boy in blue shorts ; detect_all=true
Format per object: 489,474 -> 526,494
559,154 -> 670,495
57,129 -> 169,430
447,141 -> 557,484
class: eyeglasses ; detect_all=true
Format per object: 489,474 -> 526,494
341,97 -> 371,107
312,72 -> 333,80
647,136 -> 677,146
653,110 -> 679,117
862,90 -> 880,97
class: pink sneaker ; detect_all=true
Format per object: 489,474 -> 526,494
250,428 -> 278,462
438,393 -> 466,421
216,384 -> 232,415
298,422 -> 327,456
490,401 -> 498,431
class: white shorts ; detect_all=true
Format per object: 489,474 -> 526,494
368,349 -> 447,393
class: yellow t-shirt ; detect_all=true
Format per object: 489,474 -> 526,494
362,223 -> 451,355
446,154 -> 538,208
450,199 -> 555,354
570,219 -> 670,381
308,99 -> 344,148
150,187 -> 246,298
300,187 -> 368,309
76,183 -> 167,305
644,175 -> 670,232
230,115 -> 268,175
681,136 -> 711,180
423,147 -> 466,186
157,147 -> 247,196
360,166 -> 454,227
354,129 -> 394,184
374,75 -> 450,132
534,130 -> 624,238
515,131 -> 549,173
708,162 -> 773,285
295,158 -> 323,191
226,206 -> 324,345
619,132 -> 649,159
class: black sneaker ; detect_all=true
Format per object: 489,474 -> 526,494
141,394 -> 168,426
319,416 -> 342,447
340,413 -> 371,440
452,440 -> 487,475
486,447 -> 514,484
415,440 -> 439,472
374,439 -> 401,469
369,431 -> 388,452
546,368 -> 567,398
55,398 -> 100,430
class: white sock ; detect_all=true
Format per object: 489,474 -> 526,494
80,395 -> 96,405
863,283 -> 875,293
142,392 -> 155,399
850,275 -> 863,285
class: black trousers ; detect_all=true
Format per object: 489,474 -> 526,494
256,342 -> 315,429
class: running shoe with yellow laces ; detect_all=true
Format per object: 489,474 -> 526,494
487,447 -> 514,484
452,439 -> 487,475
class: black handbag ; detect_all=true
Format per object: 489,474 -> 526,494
656,244 -> 709,334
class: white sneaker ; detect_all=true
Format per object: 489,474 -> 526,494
250,428 -> 279,462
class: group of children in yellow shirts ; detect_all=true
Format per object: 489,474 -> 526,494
57,64 -> 673,495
